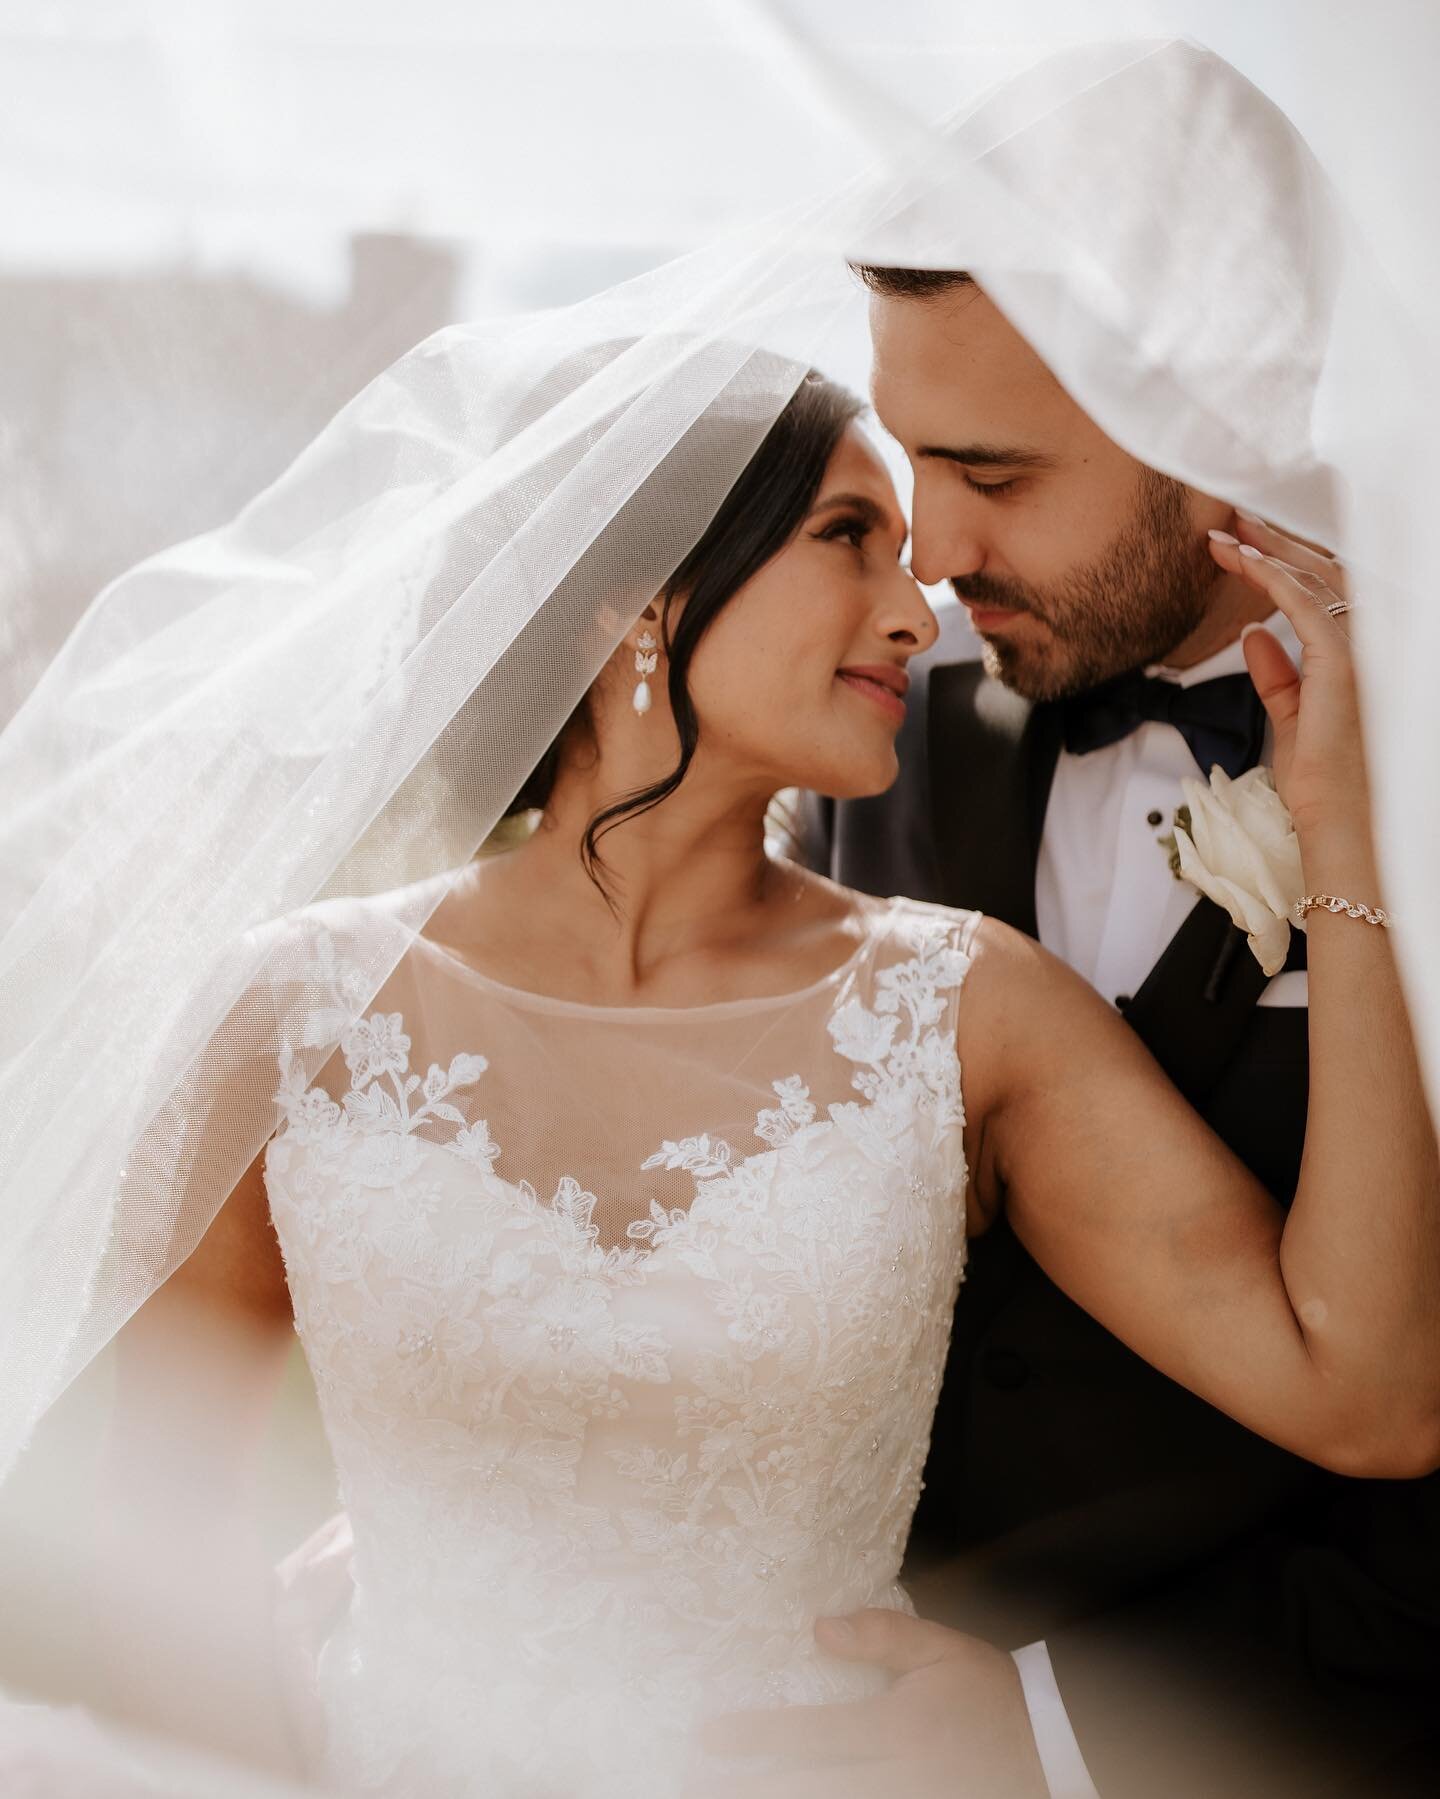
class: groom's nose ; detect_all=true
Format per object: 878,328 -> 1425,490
908,494 -> 987,589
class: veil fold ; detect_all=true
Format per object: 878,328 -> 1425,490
2,12 -> 1437,1765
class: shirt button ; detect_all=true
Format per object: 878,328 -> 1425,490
1147,808 -> 1164,828
1115,993 -> 1132,1010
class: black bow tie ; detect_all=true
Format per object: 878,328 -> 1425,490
1060,669 -> 1266,780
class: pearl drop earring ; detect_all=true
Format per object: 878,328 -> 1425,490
632,630 -> 658,716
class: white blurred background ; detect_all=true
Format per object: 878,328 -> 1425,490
8,0 -> 1418,728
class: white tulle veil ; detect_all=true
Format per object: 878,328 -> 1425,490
1,2 -> 1437,1764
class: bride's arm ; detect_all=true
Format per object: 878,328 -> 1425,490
960,533 -> 1440,1478
97,1148 -> 300,1772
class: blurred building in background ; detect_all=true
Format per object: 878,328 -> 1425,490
0,232 -> 461,725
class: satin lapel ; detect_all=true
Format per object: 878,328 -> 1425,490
925,658 -> 1288,1106
926,662 -> 1063,935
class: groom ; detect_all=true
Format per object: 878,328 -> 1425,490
727,271 -> 1440,1798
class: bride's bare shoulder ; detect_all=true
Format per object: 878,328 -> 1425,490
260,868 -> 461,951
958,914 -> 1099,1016
794,872 -> 981,956
955,915 -> 1140,1116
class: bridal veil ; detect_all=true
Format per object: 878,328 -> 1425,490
1,0 -> 1436,1770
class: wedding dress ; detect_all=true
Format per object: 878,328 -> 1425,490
262,889 -> 978,1797
10,35 -> 1426,1799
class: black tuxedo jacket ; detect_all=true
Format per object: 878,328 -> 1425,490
805,632 -> 1440,1797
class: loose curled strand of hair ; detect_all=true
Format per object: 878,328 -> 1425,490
575,371 -> 863,895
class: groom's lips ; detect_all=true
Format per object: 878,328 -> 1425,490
962,599 -> 1026,632
836,663 -> 909,724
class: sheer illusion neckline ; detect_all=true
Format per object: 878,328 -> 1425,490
409,895 -> 897,1021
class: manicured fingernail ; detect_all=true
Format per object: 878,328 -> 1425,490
1234,508 -> 1263,523
1208,529 -> 1238,545
1240,623 -> 1264,640
1238,543 -> 1263,560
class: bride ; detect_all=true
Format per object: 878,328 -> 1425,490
87,361 -> 1438,1798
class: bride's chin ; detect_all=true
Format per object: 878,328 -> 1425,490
792,754 -> 899,804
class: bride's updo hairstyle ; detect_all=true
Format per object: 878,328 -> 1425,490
504,363 -> 862,880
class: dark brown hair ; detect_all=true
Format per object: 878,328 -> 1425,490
851,265 -> 975,300
507,369 -> 864,885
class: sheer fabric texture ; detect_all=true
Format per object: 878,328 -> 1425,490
3,15 -> 1439,1792
6,31 -> 1435,1490
263,891 -> 976,1796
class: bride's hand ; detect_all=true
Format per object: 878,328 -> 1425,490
1206,515 -> 1369,851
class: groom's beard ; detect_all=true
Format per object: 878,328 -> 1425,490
953,471 -> 1217,701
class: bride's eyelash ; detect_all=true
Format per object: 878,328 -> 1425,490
962,475 -> 1018,498
814,516 -> 872,549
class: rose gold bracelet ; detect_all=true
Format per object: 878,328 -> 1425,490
1293,893 -> 1392,928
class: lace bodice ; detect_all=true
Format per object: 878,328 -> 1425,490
264,894 -> 977,1798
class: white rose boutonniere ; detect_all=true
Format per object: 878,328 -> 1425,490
1169,766 -> 1306,977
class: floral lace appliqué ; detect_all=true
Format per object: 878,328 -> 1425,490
263,908 -> 974,1799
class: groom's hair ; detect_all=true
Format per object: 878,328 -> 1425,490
851,265 -> 974,299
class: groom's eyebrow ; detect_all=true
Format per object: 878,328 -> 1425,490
919,443 -> 1057,471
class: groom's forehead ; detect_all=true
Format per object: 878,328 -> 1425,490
868,291 -> 1073,443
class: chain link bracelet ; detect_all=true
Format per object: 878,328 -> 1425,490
1294,893 -> 1392,928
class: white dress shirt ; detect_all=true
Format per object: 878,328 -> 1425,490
1012,610 -> 1305,1798
1035,611 -> 1307,1011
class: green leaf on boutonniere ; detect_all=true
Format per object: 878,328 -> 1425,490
1158,803 -> 1192,879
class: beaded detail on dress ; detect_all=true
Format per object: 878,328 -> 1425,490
264,896 -> 977,1798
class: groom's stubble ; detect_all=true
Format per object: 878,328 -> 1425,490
956,467 -> 1219,702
